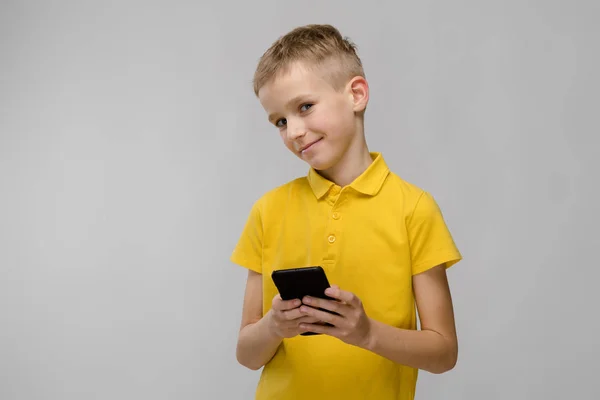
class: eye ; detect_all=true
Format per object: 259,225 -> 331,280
300,103 -> 313,112
275,118 -> 287,128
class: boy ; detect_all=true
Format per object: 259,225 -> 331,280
231,24 -> 462,399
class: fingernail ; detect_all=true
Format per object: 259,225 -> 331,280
300,306 -> 309,313
325,288 -> 334,295
304,297 -> 311,304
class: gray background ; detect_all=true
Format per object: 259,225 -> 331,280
1,0 -> 598,399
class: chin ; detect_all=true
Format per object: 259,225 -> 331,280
308,162 -> 330,171
304,153 -> 337,171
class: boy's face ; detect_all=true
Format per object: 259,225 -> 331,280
258,62 -> 366,172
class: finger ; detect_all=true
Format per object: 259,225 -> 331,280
273,296 -> 301,311
297,316 -> 321,324
279,309 -> 321,323
299,322 -> 337,336
278,307 -> 306,321
302,296 -> 347,316
325,287 -> 360,308
324,285 -> 339,301
299,305 -> 343,325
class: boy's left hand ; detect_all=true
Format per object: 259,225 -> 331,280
298,285 -> 372,348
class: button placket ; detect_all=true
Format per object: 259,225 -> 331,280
323,189 -> 344,268
328,207 -> 342,245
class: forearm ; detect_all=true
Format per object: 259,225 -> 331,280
236,311 -> 282,370
365,318 -> 458,374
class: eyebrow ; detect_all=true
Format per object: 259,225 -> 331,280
267,94 -> 312,123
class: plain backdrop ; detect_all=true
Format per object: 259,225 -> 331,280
1,1 -> 599,399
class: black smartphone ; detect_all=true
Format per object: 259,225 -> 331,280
271,266 -> 336,336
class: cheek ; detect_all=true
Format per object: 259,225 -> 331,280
308,111 -> 336,135
280,132 -> 296,151
285,141 -> 295,153
320,104 -> 351,135
320,116 -> 349,142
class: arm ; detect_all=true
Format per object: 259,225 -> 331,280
236,270 -> 282,370
366,264 -> 458,373
298,264 -> 458,374
236,270 -> 319,370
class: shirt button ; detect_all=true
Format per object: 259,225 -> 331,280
328,235 -> 336,243
332,212 -> 340,220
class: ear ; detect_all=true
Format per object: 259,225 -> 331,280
348,76 -> 369,113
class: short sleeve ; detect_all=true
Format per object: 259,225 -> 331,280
230,200 -> 264,274
407,191 -> 462,275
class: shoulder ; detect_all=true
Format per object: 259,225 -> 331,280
384,173 -> 452,233
385,171 -> 426,196
249,176 -> 311,213
381,171 -> 430,212
381,170 -> 451,229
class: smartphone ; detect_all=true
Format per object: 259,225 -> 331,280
271,266 -> 336,336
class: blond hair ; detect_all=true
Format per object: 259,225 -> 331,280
253,24 -> 365,96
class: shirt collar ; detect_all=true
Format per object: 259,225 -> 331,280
307,152 -> 390,199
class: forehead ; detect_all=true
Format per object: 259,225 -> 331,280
258,63 -> 334,110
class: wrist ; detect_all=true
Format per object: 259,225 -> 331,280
263,310 -> 283,341
362,318 -> 379,351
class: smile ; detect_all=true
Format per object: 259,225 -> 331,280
300,138 -> 323,153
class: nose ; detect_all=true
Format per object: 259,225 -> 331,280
286,118 -> 307,140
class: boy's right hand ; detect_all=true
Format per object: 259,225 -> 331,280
267,294 -> 321,338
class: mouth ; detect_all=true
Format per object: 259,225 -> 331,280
299,138 -> 323,153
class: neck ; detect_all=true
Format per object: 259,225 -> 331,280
320,136 -> 373,187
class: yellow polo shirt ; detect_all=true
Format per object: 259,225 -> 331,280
231,152 -> 462,400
